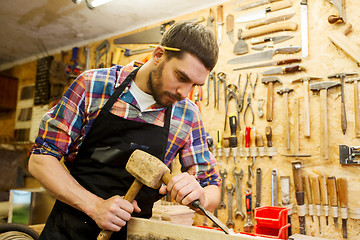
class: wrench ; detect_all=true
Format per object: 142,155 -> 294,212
243,189 -> 254,232
271,169 -> 278,206
247,164 -> 253,188
233,167 -> 245,220
219,169 -> 227,209
255,168 -> 262,208
226,184 -> 235,228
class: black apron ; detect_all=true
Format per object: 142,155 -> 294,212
39,67 -> 172,240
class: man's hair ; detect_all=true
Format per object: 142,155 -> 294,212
159,21 -> 219,71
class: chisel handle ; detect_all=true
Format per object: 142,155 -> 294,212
337,178 -> 348,208
327,176 -> 338,207
217,5 -> 223,23
311,177 -> 321,205
303,175 -> 313,204
265,126 -> 272,147
292,161 -> 304,193
319,174 -> 328,205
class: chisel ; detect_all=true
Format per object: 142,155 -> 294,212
338,177 -> 348,238
303,175 -> 314,221
327,176 -> 339,227
319,174 -> 329,225
311,176 -> 322,234
292,161 -> 306,235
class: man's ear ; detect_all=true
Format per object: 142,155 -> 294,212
152,45 -> 165,65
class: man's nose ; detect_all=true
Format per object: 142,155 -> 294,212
177,84 -> 194,99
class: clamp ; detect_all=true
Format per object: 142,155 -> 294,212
244,93 -> 255,126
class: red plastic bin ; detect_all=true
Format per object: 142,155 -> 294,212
254,206 -> 289,229
255,223 -> 291,239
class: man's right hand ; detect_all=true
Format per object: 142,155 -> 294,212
91,196 -> 141,231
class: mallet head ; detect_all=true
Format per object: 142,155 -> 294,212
126,150 -> 170,189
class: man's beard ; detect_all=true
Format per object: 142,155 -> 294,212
148,61 -> 183,107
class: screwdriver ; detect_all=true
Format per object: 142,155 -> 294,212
229,114 -> 238,163
327,176 -> 339,228
338,177 -> 348,239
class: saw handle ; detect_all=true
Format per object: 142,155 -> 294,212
97,179 -> 144,240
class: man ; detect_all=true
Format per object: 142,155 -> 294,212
28,21 -> 220,239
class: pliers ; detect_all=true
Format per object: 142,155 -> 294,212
206,70 -> 216,107
244,93 -> 254,126
224,84 -> 240,130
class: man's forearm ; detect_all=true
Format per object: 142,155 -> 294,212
28,154 -> 102,218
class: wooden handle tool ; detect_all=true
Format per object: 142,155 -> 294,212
327,176 -> 339,227
319,174 -> 329,225
292,161 -> 306,235
303,175 -> 314,221
337,177 -> 348,238
311,176 -> 322,234
241,21 -> 298,39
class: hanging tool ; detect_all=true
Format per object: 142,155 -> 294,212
233,58 -> 301,71
277,88 -> 293,150
256,132 -> 265,157
244,94 -> 255,126
301,0 -> 309,58
207,8 -> 215,32
250,128 -> 257,169
233,22 -> 298,55
245,127 -> 253,188
345,77 -> 360,137
217,72 -> 227,111
339,144 -> 360,164
325,0 -> 347,23
292,161 -> 306,235
95,40 -> 110,68
265,126 -> 274,160
217,5 -> 224,46
327,176 -> 339,227
271,169 -> 278,206
257,98 -> 265,118
238,73 -> 248,113
303,175 -> 314,222
226,14 -> 234,43
226,184 -> 235,228
309,81 -> 341,160
235,0 -> 282,11
207,71 -> 216,108
328,72 -> 358,135
243,189 -> 254,232
245,12 -> 296,29
235,0 -> 293,23
234,29 -> 249,55
328,23 -> 360,67
255,168 -> 262,208
262,76 -> 283,122
225,85 -> 240,131
249,73 -> 258,97
251,35 -> 294,45
228,46 -> 301,65
280,176 -> 292,236
233,167 -> 245,220
319,174 -> 329,225
219,169 -> 227,209
337,177 -> 348,238
261,64 -> 305,76
311,176 -> 322,234
229,114 -> 238,164
291,77 -> 322,138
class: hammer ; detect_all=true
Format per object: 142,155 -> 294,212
328,72 -> 358,135
309,81 -> 340,160
261,76 -> 283,122
277,87 -> 293,150
345,77 -> 360,138
97,150 -> 229,240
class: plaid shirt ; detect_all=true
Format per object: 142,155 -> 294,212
30,61 -> 220,187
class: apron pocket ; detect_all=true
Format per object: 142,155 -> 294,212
91,146 -> 130,167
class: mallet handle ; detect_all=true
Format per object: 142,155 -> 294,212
97,179 -> 144,240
